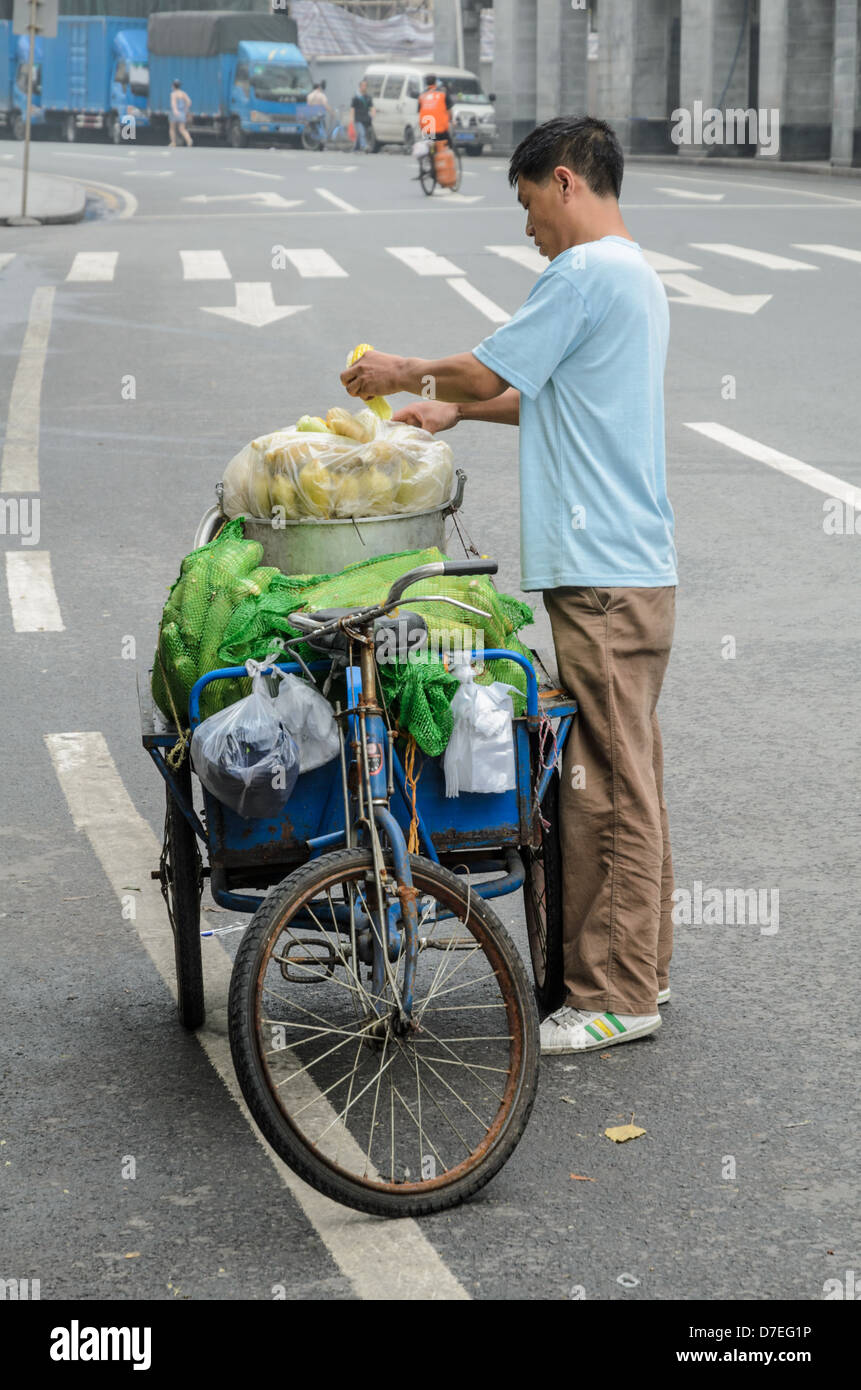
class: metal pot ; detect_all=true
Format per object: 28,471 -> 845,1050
194,471 -> 467,574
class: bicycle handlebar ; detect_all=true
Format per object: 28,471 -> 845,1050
385,558 -> 497,606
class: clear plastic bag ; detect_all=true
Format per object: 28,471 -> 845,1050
272,669 -> 340,773
443,657 -> 518,797
221,409 -> 454,521
190,662 -> 300,819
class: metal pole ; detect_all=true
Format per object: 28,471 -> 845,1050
20,0 -> 37,221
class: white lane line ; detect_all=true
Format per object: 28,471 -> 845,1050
180,249 -> 232,281
387,246 -> 464,276
281,248 -> 348,278
226,166 -> 284,181
642,249 -> 701,273
45,732 -> 470,1303
487,243 -> 544,273
446,277 -> 510,323
123,170 -> 175,178
658,186 -> 725,202
315,187 -> 360,214
309,164 -> 357,173
1,285 -> 54,493
686,423 -> 861,511
6,552 -> 64,632
0,253 -> 16,272
440,192 -> 484,204
690,243 -> 818,271
66,251 -> 119,282
793,243 -> 861,264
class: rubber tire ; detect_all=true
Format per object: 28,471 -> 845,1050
465,143 -> 483,156
301,119 -> 324,152
402,123 -> 414,152
418,157 -> 436,196
11,112 -> 25,141
229,119 -> 247,149
165,765 -> 205,1031
523,767 -> 566,1014
452,149 -> 463,191
64,114 -> 77,143
228,848 -> 540,1218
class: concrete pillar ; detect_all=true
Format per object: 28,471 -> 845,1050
831,0 -> 861,164
434,0 -> 463,67
678,0 -> 753,156
596,0 -> 680,152
535,0 -> 590,125
759,0 -> 835,159
492,0 -> 538,150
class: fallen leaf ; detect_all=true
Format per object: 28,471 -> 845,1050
560,1095 -> 576,1105
599,1052 -> 612,1059
569,1173 -> 596,1182
605,1124 -> 646,1143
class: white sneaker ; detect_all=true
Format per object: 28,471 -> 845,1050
657,985 -> 671,1005
540,1006 -> 661,1054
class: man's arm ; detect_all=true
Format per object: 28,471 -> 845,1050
392,389 -> 519,433
342,350 -> 508,405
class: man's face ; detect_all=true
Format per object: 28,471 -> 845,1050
517,172 -> 571,261
359,81 -> 367,93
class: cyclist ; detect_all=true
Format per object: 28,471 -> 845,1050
418,74 -> 453,148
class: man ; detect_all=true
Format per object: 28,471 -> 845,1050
350,78 -> 375,153
418,73 -> 453,147
341,116 -> 677,1055
307,77 -> 329,111
169,78 -> 192,148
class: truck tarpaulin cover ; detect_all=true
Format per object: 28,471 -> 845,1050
148,11 -> 299,58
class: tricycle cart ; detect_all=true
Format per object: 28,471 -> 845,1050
142,554 -> 577,1216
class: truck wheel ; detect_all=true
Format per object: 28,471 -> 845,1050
466,143 -> 483,156
63,114 -> 77,143
229,119 -> 247,149
11,112 -> 25,141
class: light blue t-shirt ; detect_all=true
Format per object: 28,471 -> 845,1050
472,236 -> 677,591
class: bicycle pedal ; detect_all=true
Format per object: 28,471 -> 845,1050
279,937 -> 338,983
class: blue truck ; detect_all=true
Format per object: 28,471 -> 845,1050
5,15 -> 148,143
147,10 -> 314,148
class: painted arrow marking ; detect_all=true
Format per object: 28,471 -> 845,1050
660,272 -> 771,315
201,282 -> 310,328
183,192 -> 304,209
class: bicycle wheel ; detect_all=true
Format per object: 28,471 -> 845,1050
418,156 -> 436,197
302,118 -> 325,152
229,848 -> 540,1217
452,149 -> 463,191
161,763 -> 205,1030
523,766 -> 566,1014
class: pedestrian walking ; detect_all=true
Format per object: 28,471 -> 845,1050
169,78 -> 193,148
341,116 -> 677,1055
350,78 -> 375,153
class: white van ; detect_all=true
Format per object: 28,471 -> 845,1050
361,62 -> 497,155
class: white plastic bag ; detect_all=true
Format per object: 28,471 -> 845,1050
272,670 -> 339,773
221,409 -> 454,521
191,663 -> 300,819
443,657 -> 517,797
412,138 -> 431,157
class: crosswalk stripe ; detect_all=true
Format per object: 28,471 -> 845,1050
793,243 -> 861,264
314,187 -> 360,214
0,253 -> 15,272
44,731 -> 470,1303
281,248 -> 348,278
6,551 -> 64,632
66,251 -> 118,282
487,244 -> 545,273
686,423 -> 861,511
446,277 -> 510,323
690,243 -> 817,271
1,285 -> 54,493
387,246 -> 464,276
180,249 -> 232,281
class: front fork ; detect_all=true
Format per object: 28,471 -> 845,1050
345,658 -> 420,1025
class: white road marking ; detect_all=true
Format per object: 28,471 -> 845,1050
281,248 -> 348,278
180,249 -> 232,281
661,273 -> 771,315
66,252 -> 118,282
691,243 -> 818,271
686,423 -> 861,511
122,170 -> 175,178
201,282 -> 310,327
1,285 -> 54,493
6,552 -> 64,632
439,192 -> 484,204
793,243 -> 861,264
309,164 -> 357,173
225,166 -> 284,180
44,732 -> 469,1303
446,277 -> 510,323
183,192 -> 303,209
657,186 -> 725,202
642,250 -> 702,273
0,253 -> 16,271
387,246 -> 464,276
315,187 -> 360,213
487,243 -> 545,273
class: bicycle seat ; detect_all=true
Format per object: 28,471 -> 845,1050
294,608 -> 428,660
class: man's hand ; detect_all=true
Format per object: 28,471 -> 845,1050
341,350 -> 406,400
392,401 -> 459,433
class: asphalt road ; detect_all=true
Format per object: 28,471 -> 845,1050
1,135 -> 859,1303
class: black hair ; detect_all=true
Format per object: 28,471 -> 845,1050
426,74 -> 436,85
509,116 -> 624,199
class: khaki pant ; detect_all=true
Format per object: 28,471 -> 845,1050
544,586 -> 676,1016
